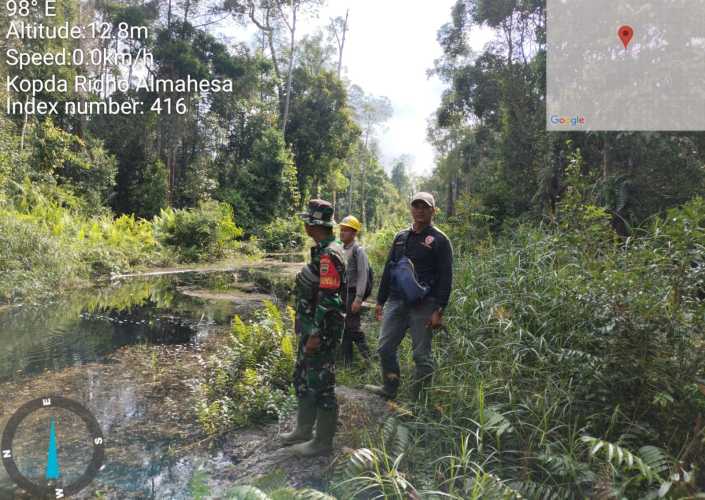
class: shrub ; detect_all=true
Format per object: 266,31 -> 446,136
363,223 -> 407,272
77,213 -> 162,274
437,193 -> 495,253
404,197 -> 705,498
0,212 -> 85,302
0,195 -> 166,301
196,302 -> 297,433
153,201 -> 243,262
255,216 -> 306,253
356,196 -> 705,499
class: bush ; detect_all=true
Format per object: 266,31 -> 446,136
0,191 -> 166,302
196,302 -> 297,434
0,213 -> 85,302
255,216 -> 306,253
153,201 -> 243,262
402,197 -> 705,498
362,223 -> 404,272
436,193 -> 495,253
77,213 -> 162,274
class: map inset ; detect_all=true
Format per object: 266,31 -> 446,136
547,0 -> 705,131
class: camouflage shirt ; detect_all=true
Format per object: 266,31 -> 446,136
295,237 -> 347,337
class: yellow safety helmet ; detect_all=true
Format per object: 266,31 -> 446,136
339,215 -> 362,232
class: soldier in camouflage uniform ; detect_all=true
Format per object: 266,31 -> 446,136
280,199 -> 346,456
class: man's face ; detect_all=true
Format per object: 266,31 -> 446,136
304,223 -> 315,238
339,227 -> 356,244
411,201 -> 434,225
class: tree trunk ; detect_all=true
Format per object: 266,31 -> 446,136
280,2 -> 297,138
447,175 -> 455,217
361,160 -> 367,228
20,94 -> 29,150
602,134 -> 611,181
361,129 -> 370,228
167,0 -> 172,30
347,168 -> 354,215
336,10 -> 349,78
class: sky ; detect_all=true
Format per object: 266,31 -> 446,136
214,1 -> 495,176
303,0 -> 495,176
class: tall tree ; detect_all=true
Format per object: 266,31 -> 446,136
329,10 -> 349,78
347,86 -> 393,226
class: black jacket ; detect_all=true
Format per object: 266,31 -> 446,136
377,224 -> 453,308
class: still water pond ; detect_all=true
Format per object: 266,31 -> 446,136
0,265 -> 295,499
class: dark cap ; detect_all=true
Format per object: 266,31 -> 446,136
298,199 -> 336,227
411,192 -> 435,208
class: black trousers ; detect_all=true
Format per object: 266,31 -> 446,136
341,287 -> 370,364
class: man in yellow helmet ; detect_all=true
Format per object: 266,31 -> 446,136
338,215 -> 372,365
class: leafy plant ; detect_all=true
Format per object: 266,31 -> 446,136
153,200 -> 243,262
255,216 -> 306,253
332,417 -> 418,499
196,302 -> 297,433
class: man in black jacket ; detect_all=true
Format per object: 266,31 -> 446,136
365,192 -> 453,401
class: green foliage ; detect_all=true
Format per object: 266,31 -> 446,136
395,195 -> 705,499
329,196 -> 705,499
0,179 -> 167,302
287,68 -> 361,198
255,216 -> 306,253
224,484 -> 335,500
218,127 -> 300,232
215,469 -> 336,499
291,489 -> 337,500
30,119 -> 117,210
332,417 -> 416,499
188,468 -> 211,500
430,0 -> 705,232
363,222 -> 407,272
196,302 -> 296,433
153,201 -> 243,262
582,437 -> 666,482
438,193 -> 496,253
226,486 -> 272,500
241,128 -> 300,225
0,211 -> 84,302
127,159 -> 168,219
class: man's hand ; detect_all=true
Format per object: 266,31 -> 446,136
426,308 -> 443,329
375,304 -> 383,321
351,299 -> 362,314
304,335 -> 321,355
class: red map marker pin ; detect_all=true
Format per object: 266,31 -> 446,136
618,25 -> 634,49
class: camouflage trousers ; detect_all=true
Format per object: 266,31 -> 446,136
293,313 -> 343,411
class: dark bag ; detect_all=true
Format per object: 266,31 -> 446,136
389,230 -> 430,304
353,244 -> 374,300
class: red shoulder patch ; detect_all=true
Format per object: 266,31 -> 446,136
319,254 -> 341,289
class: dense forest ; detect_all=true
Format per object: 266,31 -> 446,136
1,0 -> 705,498
0,0 -> 409,302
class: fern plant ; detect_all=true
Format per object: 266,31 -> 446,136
333,417 -> 418,499
580,436 -> 691,498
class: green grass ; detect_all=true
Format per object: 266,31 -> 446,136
329,197 -> 705,499
196,197 -> 705,499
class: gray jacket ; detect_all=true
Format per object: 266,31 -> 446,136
343,241 -> 369,301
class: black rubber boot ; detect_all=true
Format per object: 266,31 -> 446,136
289,407 -> 337,456
410,372 -> 432,402
364,372 -> 399,399
280,396 -> 316,446
341,330 -> 354,366
353,331 -> 371,362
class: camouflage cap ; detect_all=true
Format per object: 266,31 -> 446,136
298,199 -> 336,227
